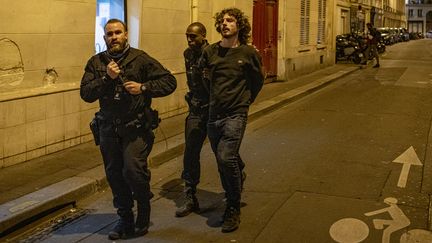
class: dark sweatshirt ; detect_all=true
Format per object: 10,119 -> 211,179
200,42 -> 264,119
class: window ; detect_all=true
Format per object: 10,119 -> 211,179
418,9 -> 423,17
300,0 -> 310,45
95,0 -> 126,53
317,0 -> 326,44
409,9 -> 414,17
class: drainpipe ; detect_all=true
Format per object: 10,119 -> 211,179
191,0 -> 198,22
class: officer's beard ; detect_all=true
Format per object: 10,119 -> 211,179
108,41 -> 127,55
105,41 -> 130,60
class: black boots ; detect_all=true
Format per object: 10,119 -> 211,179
175,191 -> 199,217
221,206 -> 240,233
108,202 -> 150,240
108,209 -> 135,240
135,202 -> 150,236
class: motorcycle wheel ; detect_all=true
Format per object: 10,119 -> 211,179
352,55 -> 361,64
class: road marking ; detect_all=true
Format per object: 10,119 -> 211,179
329,218 -> 369,243
364,197 -> 410,243
392,146 -> 422,188
400,229 -> 432,242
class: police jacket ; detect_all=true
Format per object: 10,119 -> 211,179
184,41 -> 209,107
80,47 -> 177,122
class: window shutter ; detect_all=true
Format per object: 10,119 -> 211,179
300,0 -> 310,45
317,0 -> 326,44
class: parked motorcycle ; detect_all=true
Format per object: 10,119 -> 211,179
377,40 -> 386,54
335,34 -> 363,64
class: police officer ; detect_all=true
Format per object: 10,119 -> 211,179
175,22 -> 210,217
80,19 -> 176,240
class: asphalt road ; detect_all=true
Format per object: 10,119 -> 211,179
18,39 -> 432,243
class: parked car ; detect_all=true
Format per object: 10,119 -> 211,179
426,31 -> 432,38
377,27 -> 395,45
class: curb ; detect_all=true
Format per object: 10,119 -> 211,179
0,65 -> 360,236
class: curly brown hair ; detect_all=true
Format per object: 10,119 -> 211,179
214,8 -> 251,45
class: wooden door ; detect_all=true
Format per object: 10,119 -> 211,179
253,0 -> 278,80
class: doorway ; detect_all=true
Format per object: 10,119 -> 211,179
252,0 -> 278,81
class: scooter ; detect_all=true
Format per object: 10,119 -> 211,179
335,35 -> 363,64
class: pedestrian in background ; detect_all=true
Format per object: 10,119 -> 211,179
363,23 -> 380,68
200,7 -> 264,233
80,19 -> 176,240
175,22 -> 210,217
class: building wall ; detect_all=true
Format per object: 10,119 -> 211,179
406,2 -> 432,33
0,0 -> 95,91
0,0 -> 97,167
278,0 -> 336,80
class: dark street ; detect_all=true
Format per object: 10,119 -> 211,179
7,39 -> 432,243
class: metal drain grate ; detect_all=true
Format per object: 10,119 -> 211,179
8,208 -> 92,243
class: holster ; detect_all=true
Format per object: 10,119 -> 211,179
89,116 -> 100,145
144,107 -> 160,130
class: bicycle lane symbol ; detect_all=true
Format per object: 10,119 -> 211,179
329,197 -> 432,243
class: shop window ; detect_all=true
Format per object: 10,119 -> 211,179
95,0 -> 126,53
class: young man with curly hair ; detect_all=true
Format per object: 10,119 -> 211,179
200,7 -> 264,233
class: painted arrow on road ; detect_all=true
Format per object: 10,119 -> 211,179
392,146 -> 423,188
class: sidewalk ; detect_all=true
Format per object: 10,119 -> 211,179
0,64 -> 359,236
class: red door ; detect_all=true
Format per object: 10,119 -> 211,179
253,0 -> 278,81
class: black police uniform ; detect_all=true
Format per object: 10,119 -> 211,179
181,41 -> 209,194
80,46 -> 176,236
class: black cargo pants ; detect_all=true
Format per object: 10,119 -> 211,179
98,118 -> 154,211
181,105 -> 208,194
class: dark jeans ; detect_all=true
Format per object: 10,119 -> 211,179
99,120 -> 154,211
365,43 -> 379,64
181,110 -> 208,193
207,113 -> 247,209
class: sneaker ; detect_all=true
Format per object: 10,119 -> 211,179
241,171 -> 247,192
373,64 -> 380,68
175,194 -> 199,217
221,206 -> 240,233
108,212 -> 135,240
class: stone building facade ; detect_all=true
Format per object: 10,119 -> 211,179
406,0 -> 432,33
335,0 -> 406,36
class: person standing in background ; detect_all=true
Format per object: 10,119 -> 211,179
362,23 -> 380,68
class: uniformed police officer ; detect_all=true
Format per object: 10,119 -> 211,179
175,22 -> 210,217
80,19 -> 176,240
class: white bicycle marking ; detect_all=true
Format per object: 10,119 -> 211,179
330,218 -> 369,243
